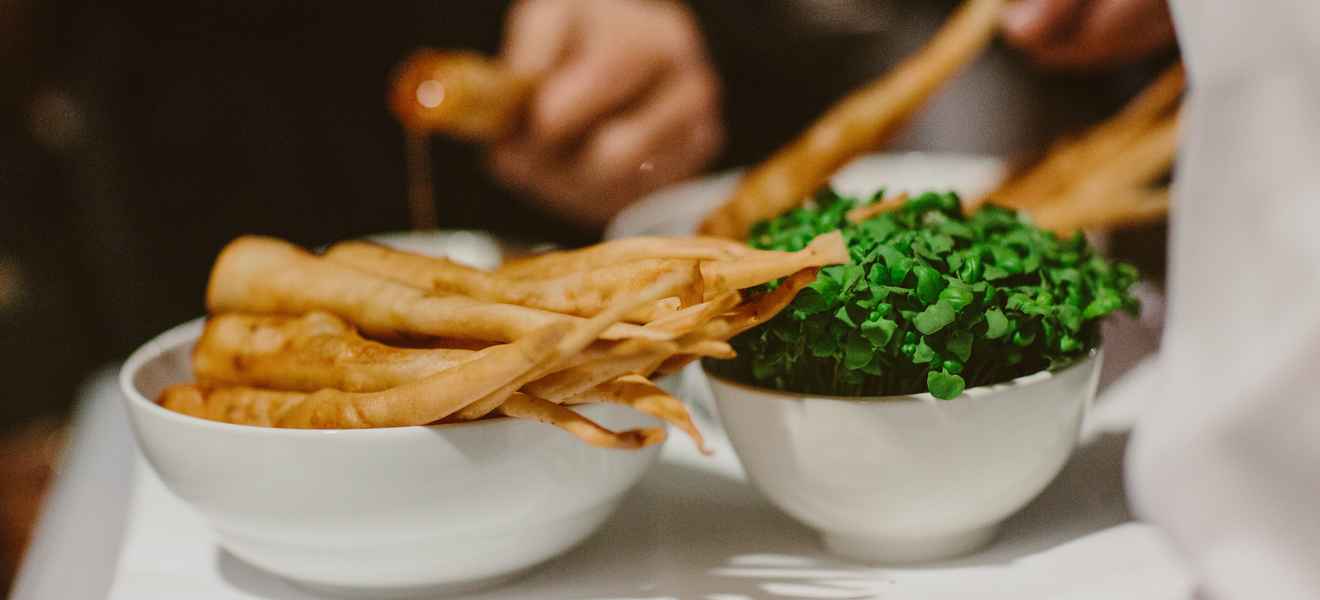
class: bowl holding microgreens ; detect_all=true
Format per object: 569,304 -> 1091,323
702,188 -> 1138,563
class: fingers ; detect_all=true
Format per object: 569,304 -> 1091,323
530,39 -> 670,148
1001,0 -> 1085,48
1002,0 -> 1176,70
577,68 -> 722,189
502,0 -> 576,78
489,0 -> 724,227
489,68 -> 722,227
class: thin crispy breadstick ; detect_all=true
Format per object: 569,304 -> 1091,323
193,312 -> 476,392
161,317 -> 571,427
657,267 -> 821,374
325,241 -> 704,319
567,375 -> 708,454
191,312 -> 686,394
451,269 -> 693,420
504,291 -> 739,403
845,193 -> 910,223
390,50 -> 534,141
1032,187 -> 1171,234
1066,112 -> 1180,198
985,63 -> 1184,210
170,269 -> 687,428
646,291 -> 742,334
496,393 -> 666,450
160,384 -> 667,449
1024,113 -> 1180,233
698,0 -> 1006,238
700,231 -> 849,296
207,236 -> 671,343
496,236 -> 754,279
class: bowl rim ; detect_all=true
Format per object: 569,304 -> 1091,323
118,318 -> 621,439
702,348 -> 1101,404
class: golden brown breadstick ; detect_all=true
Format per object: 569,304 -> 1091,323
496,393 -> 666,450
390,50 -> 534,141
985,63 -> 1184,210
567,375 -> 707,454
1066,112 -> 1180,199
655,267 -> 821,375
450,269 -> 694,420
160,384 -> 667,449
645,291 -> 742,335
193,312 -> 476,392
496,236 -> 753,278
1021,111 -> 1179,233
1032,188 -> 1171,234
700,231 -> 848,295
698,0 -> 1006,238
207,236 -> 671,343
170,269 -> 689,428
325,241 -> 704,319
845,192 -> 910,224
191,312 -> 694,394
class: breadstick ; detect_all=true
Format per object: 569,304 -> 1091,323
326,241 -> 704,319
207,236 -> 672,343
496,393 -> 666,450
567,375 -> 707,454
698,0 -> 1006,238
390,50 -> 533,141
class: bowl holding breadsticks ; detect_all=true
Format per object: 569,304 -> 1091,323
120,231 -> 847,595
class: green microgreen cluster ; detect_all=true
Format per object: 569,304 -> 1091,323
704,188 -> 1140,400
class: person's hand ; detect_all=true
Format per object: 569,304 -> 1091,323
1001,0 -> 1176,70
487,0 -> 724,229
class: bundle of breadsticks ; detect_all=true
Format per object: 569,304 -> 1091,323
158,233 -> 847,450
689,0 -> 1178,239
978,64 -> 1183,233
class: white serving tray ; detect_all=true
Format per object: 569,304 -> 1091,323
15,153 -> 1189,599
15,366 -> 1192,600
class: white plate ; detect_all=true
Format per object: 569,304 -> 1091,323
606,152 -> 1007,239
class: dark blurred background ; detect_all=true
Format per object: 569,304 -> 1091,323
0,1 -> 1170,589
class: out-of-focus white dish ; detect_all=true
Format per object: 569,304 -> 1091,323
119,320 -> 663,598
707,352 -> 1101,564
606,151 -> 1006,239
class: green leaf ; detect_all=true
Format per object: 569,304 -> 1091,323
946,330 -> 973,362
927,233 -> 955,254
914,265 -> 946,304
844,333 -> 874,370
834,306 -> 857,327
791,288 -> 834,318
990,245 -> 1023,274
876,245 -> 918,287
1056,304 -> 1083,333
928,371 -> 966,400
860,217 -> 899,241
1012,329 -> 1037,347
913,337 -> 937,364
860,316 -> 898,347
809,332 -> 838,358
914,301 -> 956,335
938,283 -> 974,312
939,220 -> 975,240
983,265 -> 1010,281
1083,289 -> 1123,319
985,309 -> 1011,339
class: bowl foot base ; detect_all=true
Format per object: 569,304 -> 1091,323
290,569 -> 527,599
822,524 -> 998,564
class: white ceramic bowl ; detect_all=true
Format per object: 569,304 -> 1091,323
707,353 -> 1101,564
120,320 -> 663,598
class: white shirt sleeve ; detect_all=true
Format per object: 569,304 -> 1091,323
1127,1 -> 1320,599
